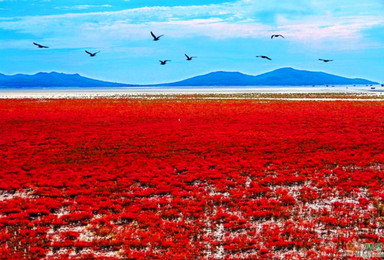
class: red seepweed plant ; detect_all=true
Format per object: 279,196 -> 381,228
0,98 -> 383,259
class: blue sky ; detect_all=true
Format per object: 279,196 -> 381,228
0,0 -> 383,84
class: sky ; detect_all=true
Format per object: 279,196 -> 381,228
0,0 -> 383,84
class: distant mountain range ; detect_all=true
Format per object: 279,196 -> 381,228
0,68 -> 378,88
156,68 -> 378,86
0,72 -> 132,88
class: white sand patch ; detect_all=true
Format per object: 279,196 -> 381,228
1,86 -> 384,99
0,189 -> 35,201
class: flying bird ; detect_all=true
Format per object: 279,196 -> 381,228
271,34 -> 284,39
33,42 -> 49,48
160,60 -> 171,65
151,31 -> 164,41
185,54 -> 196,61
256,56 -> 272,60
85,50 -> 100,57
319,59 -> 333,62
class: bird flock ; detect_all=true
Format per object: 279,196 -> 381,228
32,32 -> 334,65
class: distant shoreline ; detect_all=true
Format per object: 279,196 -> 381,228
0,84 -> 380,90
1,86 -> 384,99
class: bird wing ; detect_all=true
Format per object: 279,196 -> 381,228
279,35 -> 285,38
34,42 -> 47,48
158,34 -> 164,38
151,31 -> 156,38
271,35 -> 275,39
185,54 -> 190,59
265,56 -> 272,60
85,50 -> 92,55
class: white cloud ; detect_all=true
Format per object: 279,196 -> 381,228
0,0 -> 383,50
275,15 -> 384,50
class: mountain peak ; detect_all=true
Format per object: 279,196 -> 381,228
275,67 -> 296,71
33,72 -> 81,76
206,71 -> 247,76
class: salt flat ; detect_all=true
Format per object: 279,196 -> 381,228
0,86 -> 384,99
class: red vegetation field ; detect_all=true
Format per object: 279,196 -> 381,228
1,98 -> 384,259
